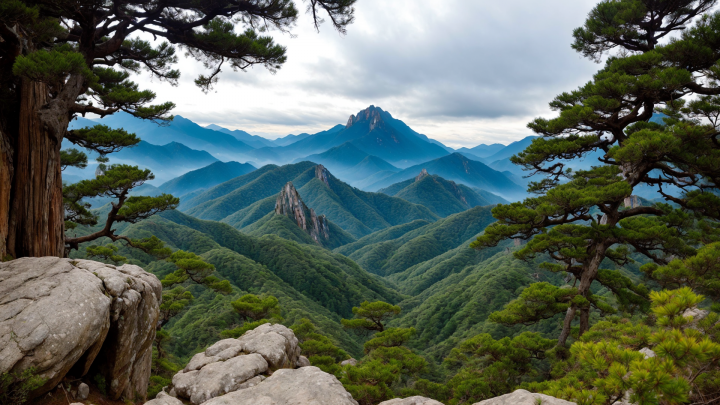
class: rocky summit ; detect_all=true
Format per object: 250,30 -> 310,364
275,181 -> 331,245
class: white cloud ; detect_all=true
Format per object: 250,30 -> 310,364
131,0 -> 602,146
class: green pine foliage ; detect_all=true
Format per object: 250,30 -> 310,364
292,318 -> 350,376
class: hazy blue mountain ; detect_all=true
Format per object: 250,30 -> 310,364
205,124 -> 277,148
159,161 -> 256,199
273,132 -> 312,146
378,172 -> 505,217
456,143 -> 506,159
273,106 -> 449,166
111,141 -> 218,182
483,135 -> 539,162
366,153 -> 526,200
89,112 -> 255,160
249,125 -> 346,163
296,142 -> 399,185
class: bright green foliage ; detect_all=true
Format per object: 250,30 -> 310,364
292,318 -> 349,375
163,250 -> 231,294
85,244 -> 127,264
527,288 -> 720,405
13,44 -> 92,84
159,287 -> 194,327
0,367 -> 47,405
489,283 -> 577,325
470,0 -> 720,346
642,242 -> 720,300
341,345 -> 428,405
342,301 -> 401,332
363,327 -> 417,353
413,332 -> 556,404
231,294 -> 282,322
60,148 -> 88,170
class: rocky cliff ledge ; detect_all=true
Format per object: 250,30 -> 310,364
0,257 -> 161,400
275,182 -> 331,245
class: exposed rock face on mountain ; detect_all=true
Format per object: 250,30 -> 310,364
316,163 -> 331,187
167,324 -> 357,405
275,181 -> 331,244
472,389 -> 576,405
0,257 -> 161,400
415,168 -> 429,181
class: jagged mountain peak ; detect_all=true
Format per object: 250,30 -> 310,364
415,168 -> 429,182
345,105 -> 387,131
275,182 -> 331,244
315,164 -> 331,187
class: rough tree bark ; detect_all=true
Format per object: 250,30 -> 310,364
4,79 -> 65,258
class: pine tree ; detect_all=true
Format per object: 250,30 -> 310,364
472,0 -> 720,346
0,0 -> 356,259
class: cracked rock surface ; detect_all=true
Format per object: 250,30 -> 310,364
472,389 -> 577,405
168,324 -> 361,405
0,257 -> 161,400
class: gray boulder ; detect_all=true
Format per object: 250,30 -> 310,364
0,257 -> 161,400
172,323 -> 301,404
144,391 -> 184,405
173,353 -> 269,404
379,396 -> 445,405
297,356 -> 311,367
639,347 -> 656,359
77,383 -> 90,400
473,389 -> 576,405
202,366 -> 358,405
341,358 -> 358,366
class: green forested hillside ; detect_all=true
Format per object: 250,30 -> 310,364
221,195 -> 278,229
204,163 -> 440,238
183,162 -> 317,219
243,212 -> 356,249
390,250 -> 563,361
297,172 -> 439,238
338,206 -> 496,276
378,174 -> 503,217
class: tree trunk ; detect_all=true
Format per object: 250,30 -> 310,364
4,79 -> 65,258
0,127 -> 13,260
579,307 -> 590,336
557,305 -> 577,347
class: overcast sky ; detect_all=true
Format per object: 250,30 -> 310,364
133,0 -> 602,148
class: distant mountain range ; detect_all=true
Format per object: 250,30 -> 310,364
113,141 -> 219,183
365,153 -> 526,200
378,170 -> 507,217
64,106 -> 557,201
159,161 -> 256,199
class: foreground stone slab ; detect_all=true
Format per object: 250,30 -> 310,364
473,389 -> 576,405
202,366 -> 359,405
380,396 -> 445,405
0,257 -> 161,400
